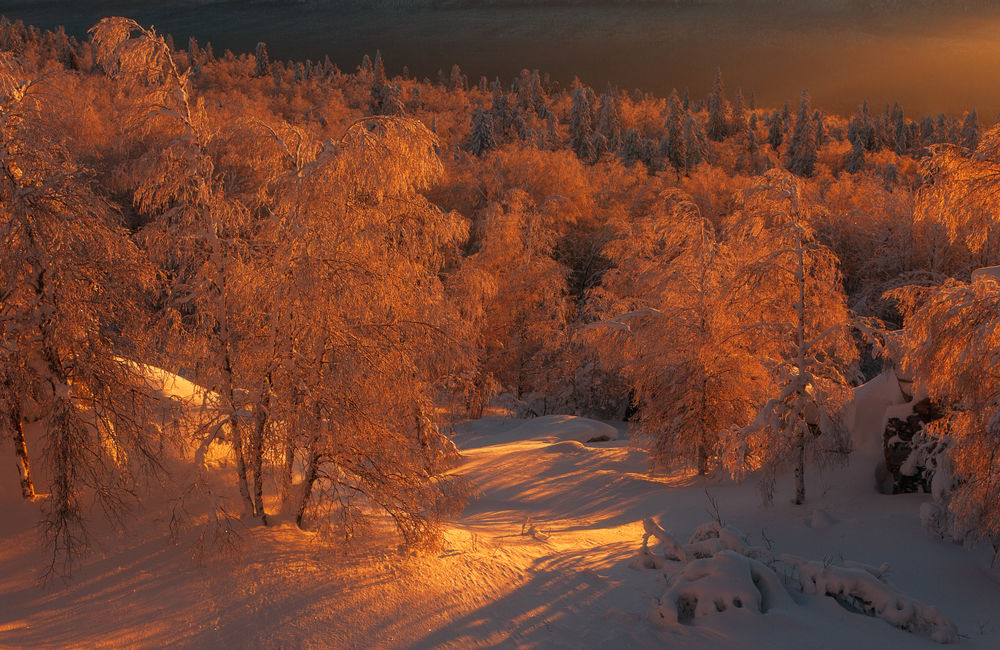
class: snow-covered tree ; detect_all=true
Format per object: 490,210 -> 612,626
467,107 -> 495,157
659,89 -> 686,174
737,113 -> 767,175
254,41 -> 270,78
723,172 -> 857,504
595,87 -> 623,154
569,85 -> 595,160
464,191 -> 570,408
263,117 -> 473,539
848,100 -> 876,151
92,19 -> 473,543
915,124 -> 1000,264
0,50 -> 163,575
786,90 -> 817,177
766,110 -> 783,151
706,67 -> 731,142
889,277 -> 1000,548
960,109 -> 981,151
683,113 -> 707,170
594,191 -> 768,472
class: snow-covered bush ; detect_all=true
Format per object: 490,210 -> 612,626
637,517 -> 958,643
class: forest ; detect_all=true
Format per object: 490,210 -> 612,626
1,14 -> 1000,591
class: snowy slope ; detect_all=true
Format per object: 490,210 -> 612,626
1,410 -> 998,648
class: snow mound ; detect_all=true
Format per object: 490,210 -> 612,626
971,266 -> 1000,284
807,508 -> 835,529
542,440 -> 588,454
457,414 -> 620,447
501,415 -> 620,443
638,518 -> 958,644
848,369 -> 908,454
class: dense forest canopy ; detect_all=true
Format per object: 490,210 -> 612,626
1,14 -> 999,574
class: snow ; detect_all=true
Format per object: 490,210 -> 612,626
2,398 -> 999,648
848,368 -> 908,456
971,266 -> 1000,284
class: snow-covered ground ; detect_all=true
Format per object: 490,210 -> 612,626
2,402 -> 999,648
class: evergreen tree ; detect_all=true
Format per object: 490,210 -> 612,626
767,110 -> 784,150
732,87 -> 747,132
851,100 -> 880,151
787,90 -> 818,177
659,89 -> 686,172
737,113 -> 763,174
569,86 -> 595,160
892,103 -> 907,154
706,67 -> 731,141
961,109 -> 981,151
812,109 -> 825,147
254,41 -> 270,78
467,107 -> 496,157
921,115 -> 937,146
449,63 -> 466,92
683,112 -> 707,170
596,86 -> 623,152
845,138 -> 866,173
368,50 -> 403,116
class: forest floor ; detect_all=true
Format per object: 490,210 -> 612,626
2,406 -> 1000,648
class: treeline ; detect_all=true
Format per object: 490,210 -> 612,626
1,15 -> 999,572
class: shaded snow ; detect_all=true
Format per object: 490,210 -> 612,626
1,407 -> 999,648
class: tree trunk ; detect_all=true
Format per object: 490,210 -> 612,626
12,408 -> 35,499
793,426 -> 806,505
249,377 -> 271,525
295,450 -> 320,528
280,437 -> 295,504
221,349 -> 255,518
3,378 -> 36,499
793,229 -> 808,506
230,417 -> 255,517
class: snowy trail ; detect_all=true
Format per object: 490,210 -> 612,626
2,413 -> 1000,648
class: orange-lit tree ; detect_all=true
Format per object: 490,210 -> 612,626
0,53 -> 162,575
593,190 -> 767,473
723,172 -> 857,505
262,116 -> 472,539
890,277 -> 1000,549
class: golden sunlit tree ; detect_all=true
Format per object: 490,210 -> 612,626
915,125 -> 1000,271
722,172 -> 858,505
261,116 -> 473,540
0,52 -> 163,576
592,190 -> 768,473
464,190 -> 570,410
91,17 -> 471,543
889,277 -> 1000,550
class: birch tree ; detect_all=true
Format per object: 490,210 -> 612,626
262,116 -> 472,541
593,190 -> 767,473
0,53 -> 163,575
723,172 -> 858,504
889,277 -> 1000,547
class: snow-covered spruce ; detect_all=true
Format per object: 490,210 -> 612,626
637,517 -> 958,644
